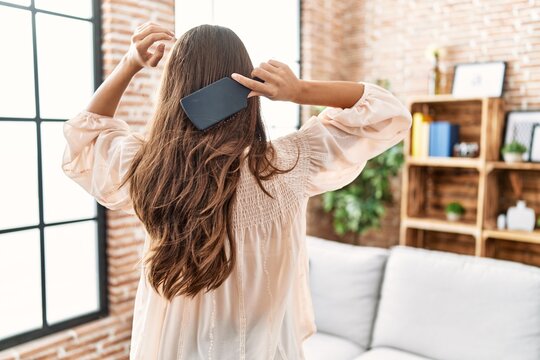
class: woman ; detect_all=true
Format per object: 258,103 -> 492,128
62,23 -> 411,359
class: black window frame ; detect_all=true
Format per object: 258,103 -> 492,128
0,0 -> 107,351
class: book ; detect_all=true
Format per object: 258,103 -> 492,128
429,121 -> 460,157
411,112 -> 432,157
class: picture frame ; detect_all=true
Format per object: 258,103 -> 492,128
530,124 -> 540,163
452,61 -> 506,98
502,110 -> 540,161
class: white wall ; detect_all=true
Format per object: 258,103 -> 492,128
175,0 -> 300,139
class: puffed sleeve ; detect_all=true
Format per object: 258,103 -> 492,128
298,82 -> 412,197
61,110 -> 145,214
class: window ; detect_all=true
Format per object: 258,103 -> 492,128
175,0 -> 301,139
0,0 -> 106,350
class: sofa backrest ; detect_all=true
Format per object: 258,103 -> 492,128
306,236 -> 389,350
371,246 -> 540,360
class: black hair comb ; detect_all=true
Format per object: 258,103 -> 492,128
180,76 -> 264,131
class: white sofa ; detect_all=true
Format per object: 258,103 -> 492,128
303,236 -> 540,360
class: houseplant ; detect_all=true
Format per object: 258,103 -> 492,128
322,143 -> 404,235
445,202 -> 465,222
501,141 -> 527,163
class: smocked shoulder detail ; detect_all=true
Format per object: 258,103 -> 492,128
232,132 -> 311,230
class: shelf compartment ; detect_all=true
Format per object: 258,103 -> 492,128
403,227 -> 476,256
484,170 -> 540,230
407,157 -> 481,169
403,217 -> 479,236
484,238 -> 540,267
407,167 -> 479,224
409,99 -> 483,155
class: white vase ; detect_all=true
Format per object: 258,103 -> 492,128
507,201 -> 536,231
503,152 -> 524,163
446,212 -> 461,222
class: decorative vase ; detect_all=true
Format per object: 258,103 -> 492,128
428,54 -> 442,95
503,152 -> 524,163
507,201 -> 536,231
446,212 -> 462,222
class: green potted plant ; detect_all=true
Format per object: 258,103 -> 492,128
501,141 -> 527,163
445,202 -> 465,222
322,143 -> 404,236
537,216 -> 540,229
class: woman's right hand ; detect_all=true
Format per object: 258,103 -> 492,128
232,60 -> 303,102
123,22 -> 176,72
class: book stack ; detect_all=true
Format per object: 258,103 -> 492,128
411,112 -> 460,158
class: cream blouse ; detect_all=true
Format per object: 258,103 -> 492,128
62,82 -> 412,360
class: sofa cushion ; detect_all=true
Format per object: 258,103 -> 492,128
372,246 -> 540,360
306,236 -> 389,348
303,332 -> 364,360
355,347 -> 432,360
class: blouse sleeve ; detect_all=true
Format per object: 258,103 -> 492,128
298,82 -> 412,197
61,110 -> 145,215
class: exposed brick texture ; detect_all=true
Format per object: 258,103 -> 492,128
305,0 -> 540,247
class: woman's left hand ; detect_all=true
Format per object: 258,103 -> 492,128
123,22 -> 176,72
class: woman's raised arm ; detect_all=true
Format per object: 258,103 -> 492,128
85,22 -> 174,117
61,22 -> 174,214
233,60 -> 412,197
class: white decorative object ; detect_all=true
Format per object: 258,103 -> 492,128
506,201 -> 536,231
503,152 -> 524,163
497,214 -> 506,230
446,213 -> 461,222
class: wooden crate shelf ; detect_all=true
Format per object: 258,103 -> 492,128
407,95 -> 487,104
403,227 -> 477,256
407,157 -> 482,169
483,229 -> 540,245
400,95 -> 540,266
486,161 -> 540,172
403,217 -> 479,236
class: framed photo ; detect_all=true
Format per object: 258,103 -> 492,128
503,110 -> 540,161
452,61 -> 506,98
530,124 -> 540,162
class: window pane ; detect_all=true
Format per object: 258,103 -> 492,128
0,229 -> 42,340
36,13 -> 94,119
41,122 -> 96,223
0,5 -> 36,118
0,122 -> 39,230
35,0 -> 92,19
45,221 -> 100,324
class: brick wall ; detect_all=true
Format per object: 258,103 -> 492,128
304,0 -> 540,247
0,1 -> 173,359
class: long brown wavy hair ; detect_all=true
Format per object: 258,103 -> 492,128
118,25 -> 295,300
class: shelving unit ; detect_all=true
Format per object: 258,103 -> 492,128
400,95 -> 540,267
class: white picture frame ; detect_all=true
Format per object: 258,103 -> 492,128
452,61 -> 506,98
503,111 -> 540,162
